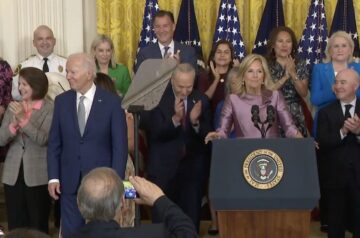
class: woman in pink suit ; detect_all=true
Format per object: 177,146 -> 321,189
206,54 -> 302,142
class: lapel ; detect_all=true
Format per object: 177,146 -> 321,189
70,90 -> 81,136
355,97 -> 360,117
324,63 -> 335,88
334,100 -> 345,125
83,87 -> 103,137
30,100 -> 46,123
153,44 -> 163,59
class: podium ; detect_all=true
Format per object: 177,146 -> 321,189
209,138 -> 320,238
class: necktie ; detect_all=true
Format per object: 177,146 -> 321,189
344,104 -> 356,142
43,57 -> 49,72
78,96 -> 86,136
163,46 -> 170,58
344,104 -> 352,120
182,105 -> 187,130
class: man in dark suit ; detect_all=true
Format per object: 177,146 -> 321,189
317,68 -> 360,238
69,167 -> 198,238
140,63 -> 211,231
134,10 -> 197,73
47,53 -> 128,237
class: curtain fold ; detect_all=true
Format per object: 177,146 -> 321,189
96,0 -> 360,72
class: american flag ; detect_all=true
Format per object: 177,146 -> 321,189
212,0 -> 246,59
252,0 -> 285,55
330,0 -> 359,58
297,0 -> 328,71
136,0 -> 159,50
174,0 -> 204,65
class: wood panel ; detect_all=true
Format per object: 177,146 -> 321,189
218,210 -> 311,238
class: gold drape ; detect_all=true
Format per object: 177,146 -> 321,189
96,0 -> 360,72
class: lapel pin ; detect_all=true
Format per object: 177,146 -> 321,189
98,99 -> 102,103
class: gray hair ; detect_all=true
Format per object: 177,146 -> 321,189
77,167 -> 124,221
171,63 -> 196,81
68,53 -> 97,79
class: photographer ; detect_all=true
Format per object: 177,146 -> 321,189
69,167 -> 198,238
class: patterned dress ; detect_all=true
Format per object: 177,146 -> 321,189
269,60 -> 309,137
0,60 -> 13,109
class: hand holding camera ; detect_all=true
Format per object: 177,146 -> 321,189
128,176 -> 165,206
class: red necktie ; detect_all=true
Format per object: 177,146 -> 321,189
182,102 -> 187,130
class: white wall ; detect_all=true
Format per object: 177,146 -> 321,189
0,0 -> 97,68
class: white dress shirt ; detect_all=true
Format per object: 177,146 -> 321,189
158,40 -> 174,58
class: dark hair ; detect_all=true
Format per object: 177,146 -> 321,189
95,72 -> 117,95
5,228 -> 50,238
154,10 -> 175,23
207,39 -> 235,81
266,26 -> 298,64
208,39 -> 235,67
19,67 -> 48,100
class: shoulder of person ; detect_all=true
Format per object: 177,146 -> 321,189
54,54 -> 67,61
349,62 -> 360,70
13,54 -> 37,76
175,41 -> 194,51
320,99 -> 340,113
114,63 -> 128,70
42,99 -> 55,109
140,43 -> 158,52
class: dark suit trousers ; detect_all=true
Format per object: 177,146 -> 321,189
61,178 -> 85,238
326,167 -> 360,238
4,164 -> 51,233
150,155 -> 206,232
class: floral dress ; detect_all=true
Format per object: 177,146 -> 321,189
269,60 -> 309,137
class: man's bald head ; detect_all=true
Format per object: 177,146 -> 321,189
33,25 -> 56,57
77,167 -> 124,221
333,68 -> 360,103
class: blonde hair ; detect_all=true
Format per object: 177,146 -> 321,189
90,35 -> 117,68
232,54 -> 274,95
224,66 -> 240,95
323,31 -> 354,63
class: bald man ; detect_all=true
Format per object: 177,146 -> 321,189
12,25 -> 67,100
70,167 -> 197,238
316,68 -> 360,238
47,53 -> 128,237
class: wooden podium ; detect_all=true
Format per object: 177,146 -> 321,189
209,138 -> 319,238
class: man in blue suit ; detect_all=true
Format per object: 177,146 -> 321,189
134,10 -> 197,73
47,53 -> 128,237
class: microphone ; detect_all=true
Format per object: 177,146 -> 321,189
266,105 -> 275,126
251,105 -> 264,137
265,105 -> 275,136
251,105 -> 260,125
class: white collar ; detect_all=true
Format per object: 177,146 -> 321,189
158,40 -> 174,50
77,83 -> 96,100
340,97 -> 356,108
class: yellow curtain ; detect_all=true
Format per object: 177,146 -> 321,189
96,0 -> 360,73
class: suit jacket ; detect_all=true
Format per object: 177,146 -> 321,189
316,98 -> 360,188
140,83 -> 212,181
69,196 -> 198,238
217,90 -> 298,138
47,87 -> 128,194
310,62 -> 360,108
134,41 -> 197,73
0,100 -> 53,186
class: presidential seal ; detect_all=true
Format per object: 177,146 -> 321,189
243,149 -> 284,189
